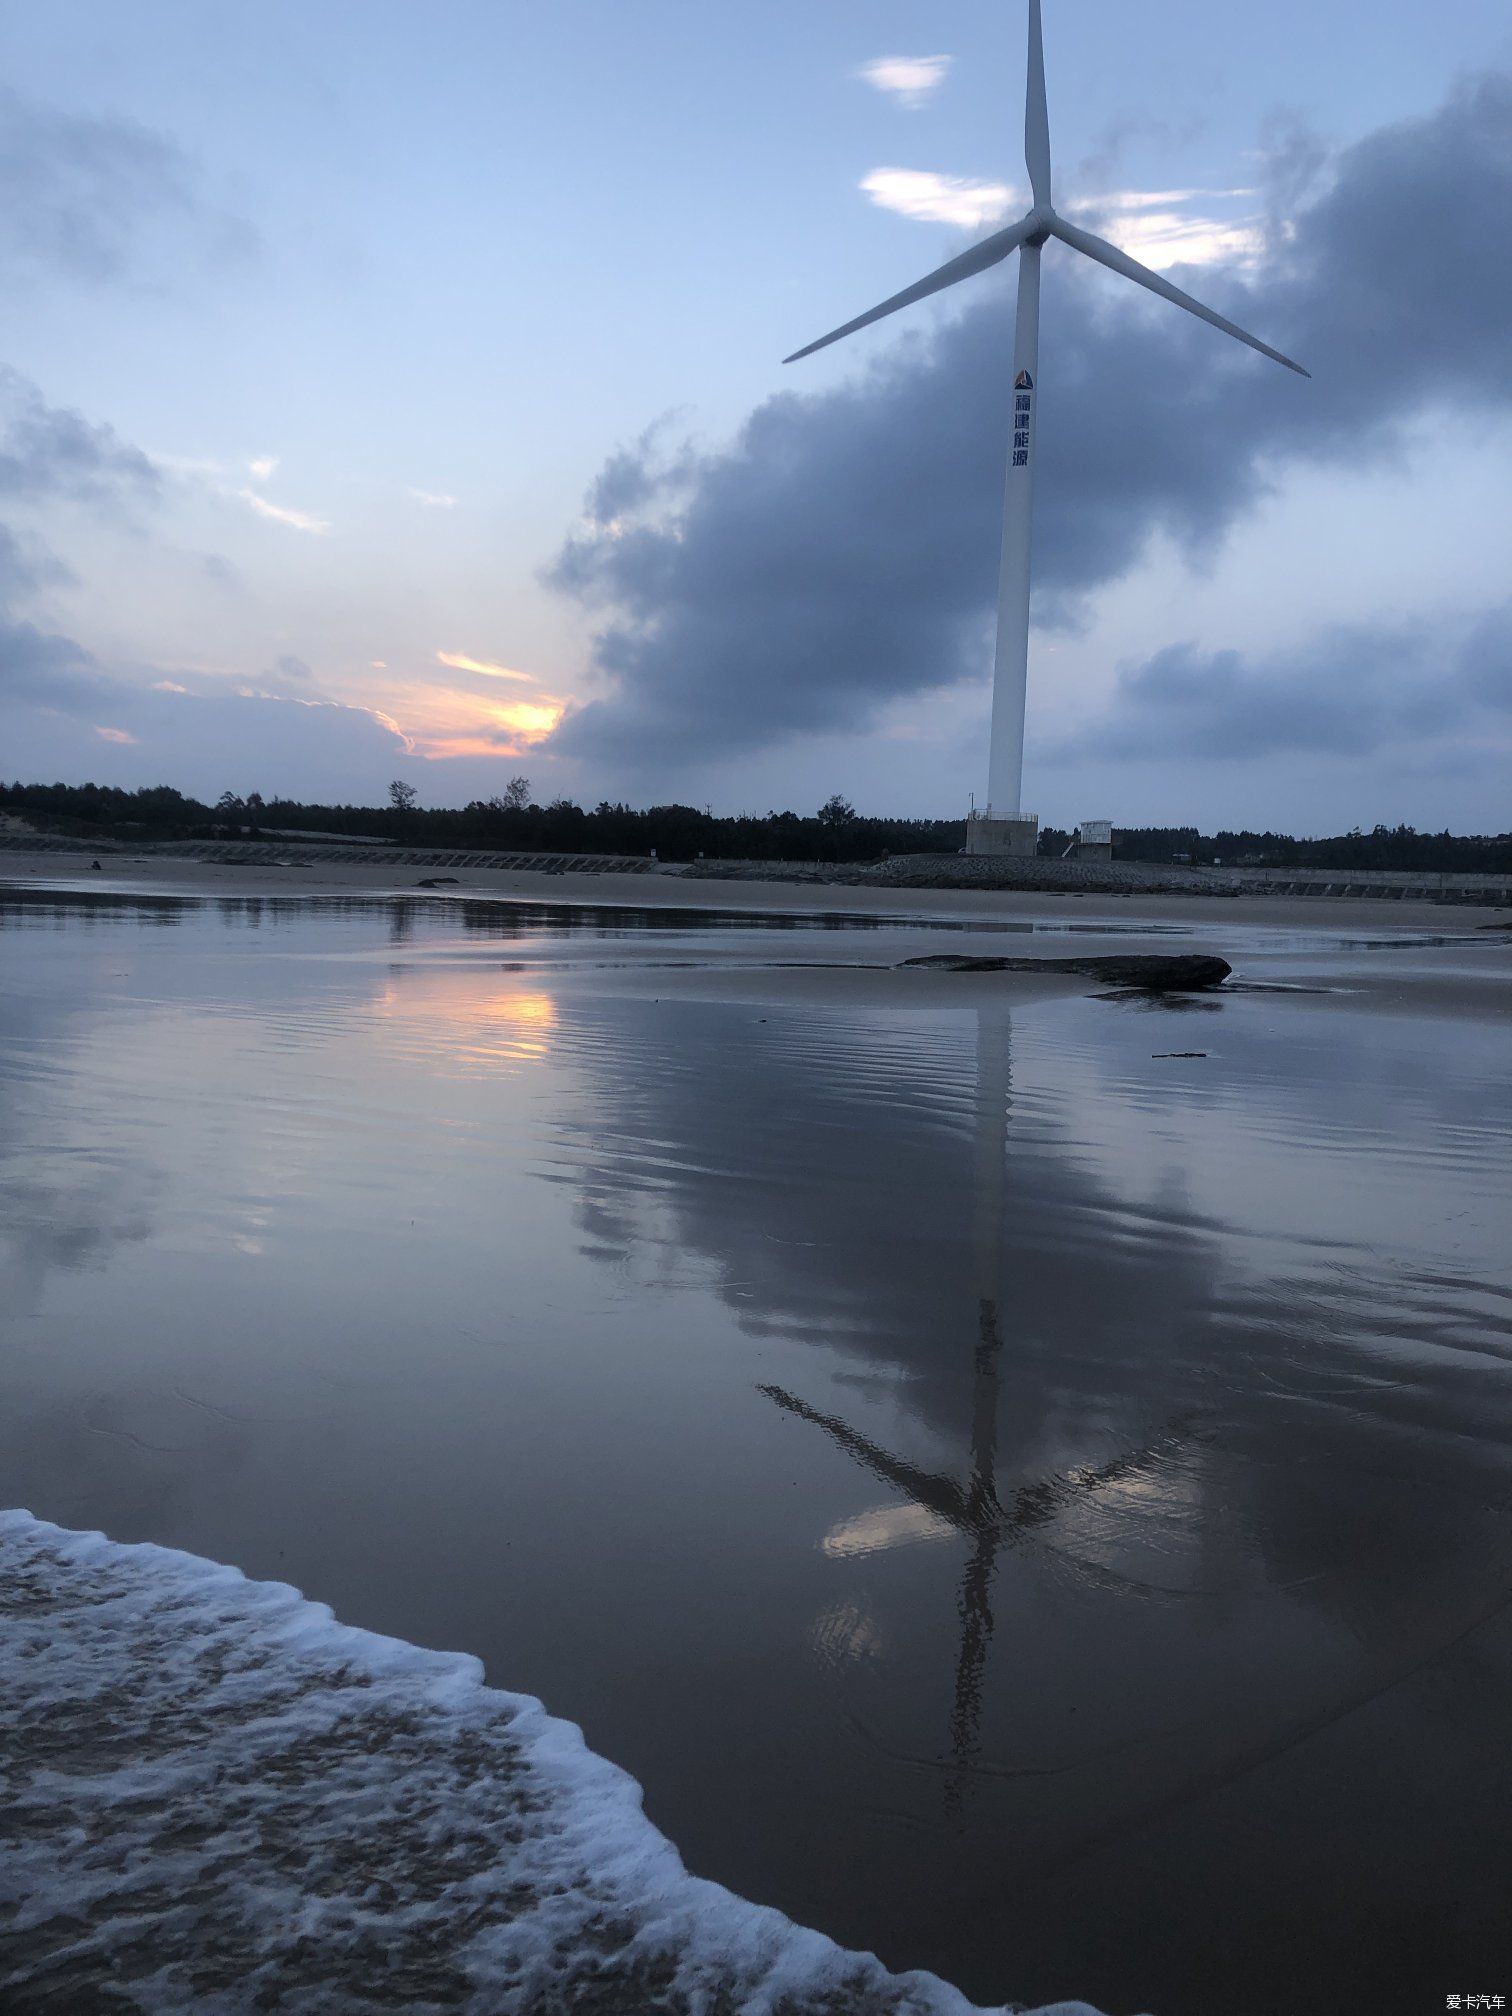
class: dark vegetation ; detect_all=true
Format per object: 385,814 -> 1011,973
4,781 -> 1510,872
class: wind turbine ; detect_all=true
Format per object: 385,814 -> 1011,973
784,0 -> 1308,852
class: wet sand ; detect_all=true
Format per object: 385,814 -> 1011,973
1,866 -> 1509,2014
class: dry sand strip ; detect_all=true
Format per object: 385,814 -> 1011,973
0,844 -> 1494,936
0,1512 -> 1115,2016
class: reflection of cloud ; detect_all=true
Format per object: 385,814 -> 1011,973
0,1175 -> 155,1313
821,1500 -> 954,1558
810,1599 -> 885,1665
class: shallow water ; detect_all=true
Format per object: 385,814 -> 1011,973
2,888 -> 1509,2015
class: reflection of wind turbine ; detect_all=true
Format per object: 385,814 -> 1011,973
784,0 -> 1307,839
762,1006 -> 1195,1807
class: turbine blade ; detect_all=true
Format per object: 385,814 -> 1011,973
784,216 -> 1032,364
1048,214 -> 1310,377
1025,0 -> 1051,207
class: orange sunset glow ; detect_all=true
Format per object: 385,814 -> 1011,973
357,656 -> 572,763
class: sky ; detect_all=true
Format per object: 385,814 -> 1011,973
2,0 -> 1510,833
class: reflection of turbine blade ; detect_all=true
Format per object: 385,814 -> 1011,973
759,1385 -> 972,1530
1004,1415 -> 1200,1538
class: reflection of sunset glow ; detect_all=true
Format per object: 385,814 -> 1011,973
374,975 -> 559,1069
482,989 -> 557,1060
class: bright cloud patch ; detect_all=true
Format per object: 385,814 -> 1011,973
409,686 -> 567,761
435,650 -> 531,683
861,169 -> 1015,229
238,489 -> 328,535
1068,189 -> 1262,271
411,488 -> 457,509
858,56 -> 951,107
94,725 -> 137,744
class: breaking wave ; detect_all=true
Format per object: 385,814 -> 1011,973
0,1511 -> 1110,2015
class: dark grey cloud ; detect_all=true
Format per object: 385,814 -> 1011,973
0,375 -> 161,722
0,370 -> 160,512
1064,602 -> 1512,761
0,616 -> 114,714
0,86 -> 254,285
581,418 -> 695,528
0,369 -> 159,509
247,653 -> 325,701
0,524 -> 46,601
547,72 -> 1512,768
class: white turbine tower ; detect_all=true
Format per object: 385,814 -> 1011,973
785,0 -> 1307,854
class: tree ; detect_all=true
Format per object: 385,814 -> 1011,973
502,774 -> 530,811
817,794 -> 855,829
389,779 -> 418,813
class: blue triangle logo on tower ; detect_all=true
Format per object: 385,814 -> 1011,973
1014,370 -> 1034,390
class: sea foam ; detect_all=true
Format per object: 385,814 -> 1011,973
0,1510 -> 1111,2014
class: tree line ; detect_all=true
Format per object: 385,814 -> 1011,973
3,780 -> 1509,872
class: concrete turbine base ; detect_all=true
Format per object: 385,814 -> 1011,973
964,813 -> 1040,858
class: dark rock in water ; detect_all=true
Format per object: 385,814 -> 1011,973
901,952 -> 1231,991
416,876 -> 460,888
1080,955 -> 1231,990
90,860 -> 101,870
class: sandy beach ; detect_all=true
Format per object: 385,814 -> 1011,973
2,859 -> 1509,2014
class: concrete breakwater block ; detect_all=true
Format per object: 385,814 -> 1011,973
901,952 -> 1232,991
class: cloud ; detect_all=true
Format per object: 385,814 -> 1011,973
0,615 -> 115,712
861,168 -> 1015,229
862,170 -> 1258,267
859,57 -> 952,108
410,488 -> 457,509
0,368 -> 159,508
243,653 -> 326,700
5,674 -> 414,799
1062,605 -> 1512,762
435,650 -> 532,683
248,455 -> 279,481
547,72 -> 1512,771
0,85 -> 254,285
1064,189 -> 1261,271
238,489 -> 329,535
